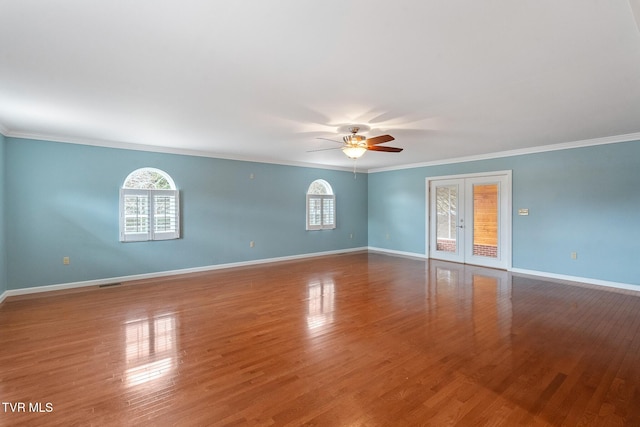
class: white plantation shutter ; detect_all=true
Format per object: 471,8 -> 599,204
120,189 -> 180,242
308,197 -> 322,228
152,190 -> 180,240
322,197 -> 335,226
121,189 -> 150,241
306,194 -> 336,230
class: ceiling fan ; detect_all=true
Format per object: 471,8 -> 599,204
312,126 -> 403,159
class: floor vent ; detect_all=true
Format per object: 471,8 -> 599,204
99,283 -> 122,288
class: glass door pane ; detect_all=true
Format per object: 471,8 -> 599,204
430,179 -> 465,264
472,184 -> 498,259
436,185 -> 458,253
464,175 -> 509,269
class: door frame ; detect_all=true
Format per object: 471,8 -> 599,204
426,170 -> 512,270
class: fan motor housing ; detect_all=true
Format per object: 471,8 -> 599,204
343,134 -> 367,145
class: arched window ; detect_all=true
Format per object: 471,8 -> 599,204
306,179 -> 336,230
119,168 -> 180,242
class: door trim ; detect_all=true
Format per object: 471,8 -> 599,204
426,170 -> 512,270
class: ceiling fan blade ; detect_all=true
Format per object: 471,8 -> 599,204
367,145 -> 403,153
366,135 -> 395,146
307,147 -> 342,153
315,137 -> 343,144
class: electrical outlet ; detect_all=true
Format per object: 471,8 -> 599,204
349,233 -> 353,239
63,256 -> 70,265
571,252 -> 577,260
250,241 -> 255,248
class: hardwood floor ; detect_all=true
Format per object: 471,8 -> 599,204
2,252 -> 640,426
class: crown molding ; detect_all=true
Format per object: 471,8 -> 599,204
367,132 -> 640,173
6,130 -> 366,174
6,126 -> 640,175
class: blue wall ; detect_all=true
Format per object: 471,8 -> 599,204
368,140 -> 640,286
5,136 -> 639,291
0,132 -> 6,295
5,137 -> 368,289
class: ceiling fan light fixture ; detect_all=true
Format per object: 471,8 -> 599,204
342,145 -> 367,159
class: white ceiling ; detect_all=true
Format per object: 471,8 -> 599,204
1,1 -> 640,171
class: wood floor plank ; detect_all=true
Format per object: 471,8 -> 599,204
2,253 -> 640,426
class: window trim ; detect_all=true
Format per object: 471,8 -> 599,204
306,180 -> 336,231
119,168 -> 180,242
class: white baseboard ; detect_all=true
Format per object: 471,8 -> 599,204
510,268 -> 639,293
367,246 -> 428,260
2,247 -> 368,300
3,250 -> 638,302
369,250 -> 640,293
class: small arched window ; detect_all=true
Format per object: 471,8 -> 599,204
306,179 -> 336,230
119,168 -> 180,242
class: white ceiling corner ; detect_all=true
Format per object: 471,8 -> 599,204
629,0 -> 640,33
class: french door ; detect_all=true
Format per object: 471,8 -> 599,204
428,172 -> 511,269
